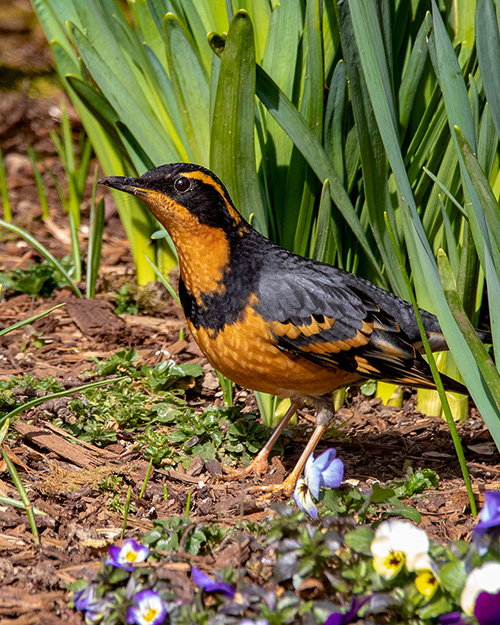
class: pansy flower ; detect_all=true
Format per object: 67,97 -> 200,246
461,562 -> 500,623
370,519 -> 431,580
293,448 -> 344,519
472,491 -> 500,556
105,538 -> 149,572
415,563 -> 440,599
73,584 -> 109,623
323,597 -> 371,624
126,590 -> 167,625
439,613 -> 468,625
191,566 -> 236,598
74,584 -> 98,612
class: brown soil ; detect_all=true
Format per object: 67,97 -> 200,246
1,1 -> 499,622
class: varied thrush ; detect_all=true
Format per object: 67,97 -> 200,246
99,163 -> 486,495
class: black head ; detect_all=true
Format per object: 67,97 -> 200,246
99,163 -> 244,232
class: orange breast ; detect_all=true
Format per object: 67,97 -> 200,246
187,305 -> 360,399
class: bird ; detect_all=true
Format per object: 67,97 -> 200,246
99,163 -> 488,495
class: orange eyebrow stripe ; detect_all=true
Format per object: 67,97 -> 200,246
182,170 -> 243,224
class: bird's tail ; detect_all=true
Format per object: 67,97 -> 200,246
377,357 -> 469,395
429,372 -> 468,396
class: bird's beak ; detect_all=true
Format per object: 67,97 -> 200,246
98,176 -> 150,198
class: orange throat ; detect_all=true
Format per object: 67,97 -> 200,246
174,224 -> 229,303
141,193 -> 231,303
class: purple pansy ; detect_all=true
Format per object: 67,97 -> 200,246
306,448 -> 344,499
472,491 -> 500,555
324,597 -> 370,625
461,562 -> 500,622
74,584 -> 98,612
475,590 -> 500,625
73,584 -> 108,623
191,566 -> 236,598
293,448 -> 344,519
126,589 -> 167,625
105,538 -> 149,572
439,613 -> 468,625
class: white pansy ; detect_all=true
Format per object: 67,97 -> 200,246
371,519 -> 430,579
460,562 -> 500,615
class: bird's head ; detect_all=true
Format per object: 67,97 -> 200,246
98,163 -> 245,235
99,163 -> 253,300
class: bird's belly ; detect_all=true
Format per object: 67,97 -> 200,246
187,307 -> 359,398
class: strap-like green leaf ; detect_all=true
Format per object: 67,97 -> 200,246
164,13 -> 210,166
430,0 -> 476,152
0,220 -> 82,298
210,11 -> 267,235
438,250 -> 500,418
256,65 -> 384,281
476,0 -> 500,141
69,22 -> 179,165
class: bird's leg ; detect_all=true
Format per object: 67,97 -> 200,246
256,406 -> 333,497
221,401 -> 300,480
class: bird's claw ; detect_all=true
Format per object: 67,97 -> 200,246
217,456 -> 270,482
248,475 -> 297,499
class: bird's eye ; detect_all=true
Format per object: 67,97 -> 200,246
174,176 -> 191,193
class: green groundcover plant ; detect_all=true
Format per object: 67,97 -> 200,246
70,451 -> 500,624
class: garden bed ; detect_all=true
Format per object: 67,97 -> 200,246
1,2 -> 499,623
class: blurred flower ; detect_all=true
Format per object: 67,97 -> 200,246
439,612 -> 467,625
73,584 -> 108,624
74,584 -> 98,612
474,590 -> 500,625
461,562 -> 500,619
84,606 -> 108,625
415,564 -> 439,598
370,520 -> 431,580
126,590 -> 167,625
191,566 -> 235,598
294,478 -> 318,519
323,597 -> 370,624
472,491 -> 500,556
238,620 -> 269,625
105,539 -> 149,572
293,449 -> 344,519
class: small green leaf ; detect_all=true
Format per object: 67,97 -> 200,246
344,527 -> 375,556
385,502 -> 421,523
439,560 -> 467,595
370,483 -> 396,503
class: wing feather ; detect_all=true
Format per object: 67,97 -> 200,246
253,253 -> 465,392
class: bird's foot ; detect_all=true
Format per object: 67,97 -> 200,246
219,454 -> 270,482
249,473 -> 297,499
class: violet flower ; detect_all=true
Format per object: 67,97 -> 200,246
74,584 -> 98,612
191,566 -> 236,598
126,589 -> 167,625
472,491 -> 500,556
105,538 -> 149,572
324,597 -> 370,625
73,584 -> 108,623
293,448 -> 344,519
439,613 -> 468,625
474,590 -> 500,625
461,562 -> 500,624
